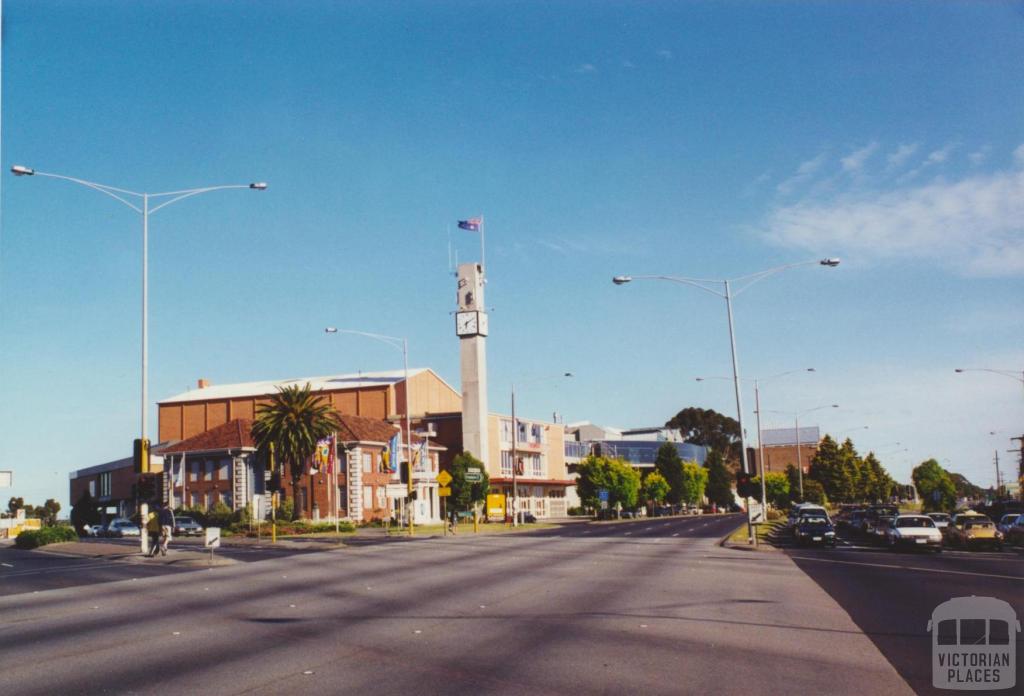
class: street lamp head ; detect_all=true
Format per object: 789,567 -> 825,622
806,368 -> 816,372
831,404 -> 839,408
820,258 -> 841,267
324,327 -> 338,334
564,372 -> 573,378
955,368 -> 965,373
11,165 -> 35,176
249,182 -> 268,190
612,275 -> 632,285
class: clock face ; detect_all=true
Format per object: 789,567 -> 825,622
456,311 -> 478,336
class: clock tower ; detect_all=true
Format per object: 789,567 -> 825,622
455,262 -> 489,469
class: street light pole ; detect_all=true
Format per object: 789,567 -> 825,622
614,258 -> 839,544
325,327 -> 414,535
11,165 -> 267,554
763,404 -> 839,500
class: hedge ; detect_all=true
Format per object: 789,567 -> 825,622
15,525 -> 79,549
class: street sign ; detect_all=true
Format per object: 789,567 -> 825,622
438,486 -> 452,497
465,471 -> 483,482
252,494 -> 264,520
598,488 -> 609,502
204,527 -> 221,549
749,502 -> 765,523
468,467 -> 481,473
437,470 -> 453,487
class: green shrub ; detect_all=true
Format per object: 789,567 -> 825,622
15,525 -> 78,549
276,498 -> 294,522
567,506 -> 585,516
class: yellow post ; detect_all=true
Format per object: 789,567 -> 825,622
270,443 -> 277,544
473,504 -> 479,534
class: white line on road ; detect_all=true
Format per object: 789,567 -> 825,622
672,533 -> 679,537
789,555 -> 1023,581
1,563 -> 13,567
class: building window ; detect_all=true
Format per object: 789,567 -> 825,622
190,492 -> 200,508
363,486 -> 373,509
99,472 -> 112,498
190,461 -> 199,482
204,460 -> 214,481
377,487 -> 387,508
221,491 -> 233,509
337,486 -> 347,515
218,460 -> 230,481
517,421 -> 527,443
500,419 -> 512,444
203,492 -> 212,510
531,454 -> 543,477
362,453 -> 372,473
88,480 -> 96,497
531,424 -> 542,444
501,451 -> 513,476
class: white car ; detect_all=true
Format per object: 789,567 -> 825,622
886,514 -> 943,553
926,512 -> 951,531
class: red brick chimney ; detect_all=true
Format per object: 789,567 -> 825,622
197,378 -> 210,389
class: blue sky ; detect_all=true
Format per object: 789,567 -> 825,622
2,1 -> 1023,508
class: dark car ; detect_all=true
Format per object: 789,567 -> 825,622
794,516 -> 836,546
173,515 -> 203,537
516,512 -> 537,524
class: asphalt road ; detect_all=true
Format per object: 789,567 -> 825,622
784,529 -> 1024,696
0,513 -> 914,696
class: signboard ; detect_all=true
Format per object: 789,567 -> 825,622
0,471 -> 11,488
486,493 -> 506,520
252,494 -> 264,521
204,527 -> 221,549
465,471 -> 483,483
436,470 -> 453,487
438,486 -> 452,497
749,502 -> 764,523
598,488 -> 609,502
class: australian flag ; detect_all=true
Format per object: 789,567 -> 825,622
458,217 -> 481,232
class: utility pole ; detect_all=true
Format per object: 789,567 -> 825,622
994,450 -> 1001,498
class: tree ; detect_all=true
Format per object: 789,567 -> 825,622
642,472 -> 670,505
251,383 -> 342,520
679,461 -> 709,506
665,407 -> 741,463
70,490 -> 100,536
576,455 -> 641,511
863,452 -> 894,503
39,499 -> 61,527
704,450 -> 734,508
948,472 -> 985,500
7,496 -> 24,514
654,442 -> 685,505
801,479 -> 828,505
785,465 -> 801,503
449,451 -> 489,514
808,435 -> 843,502
912,459 -> 956,512
752,472 -> 791,509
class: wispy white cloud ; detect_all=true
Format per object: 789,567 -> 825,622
886,143 -> 918,169
900,142 -> 956,182
841,142 -> 879,173
763,147 -> 1024,276
968,145 -> 991,167
776,152 -> 828,195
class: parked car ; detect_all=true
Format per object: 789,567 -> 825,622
173,516 -> 204,537
836,509 -> 865,531
515,512 -> 537,524
885,514 -> 943,552
793,516 -> 836,546
926,512 -> 951,531
104,518 -> 140,538
1007,515 -> 1024,546
864,505 -> 899,538
946,512 -> 1002,551
996,513 -> 1020,536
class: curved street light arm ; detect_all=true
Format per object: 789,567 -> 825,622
955,368 -> 1024,384
624,275 -> 726,299
147,184 -> 253,215
731,260 -> 819,297
30,171 -> 143,212
324,328 -> 405,352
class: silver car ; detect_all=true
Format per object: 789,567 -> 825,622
926,512 -> 951,531
105,518 -> 141,538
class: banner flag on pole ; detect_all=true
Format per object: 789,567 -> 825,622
458,217 -> 481,232
385,432 -> 400,474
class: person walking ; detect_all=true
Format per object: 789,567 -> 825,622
158,506 -> 175,556
145,508 -> 161,557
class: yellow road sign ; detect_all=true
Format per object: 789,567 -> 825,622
436,470 -> 453,487
438,486 -> 452,497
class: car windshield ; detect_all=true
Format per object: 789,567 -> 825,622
178,517 -> 195,524
928,514 -> 950,521
896,517 -> 934,528
800,517 -> 828,525
965,521 -> 993,529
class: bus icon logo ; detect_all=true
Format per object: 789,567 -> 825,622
928,596 -> 1019,690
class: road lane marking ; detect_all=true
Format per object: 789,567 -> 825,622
1,563 -> 13,567
789,554 -> 1023,581
672,533 -> 679,537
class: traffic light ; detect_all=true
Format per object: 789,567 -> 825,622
264,442 -> 281,492
736,470 -> 756,498
133,438 -> 151,474
400,461 -> 410,485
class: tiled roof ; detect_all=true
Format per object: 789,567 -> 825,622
158,419 -> 256,454
337,413 -> 402,444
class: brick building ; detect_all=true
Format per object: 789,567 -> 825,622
751,426 -> 821,475
68,454 -> 165,522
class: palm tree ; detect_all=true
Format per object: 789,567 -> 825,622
252,383 -> 341,520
